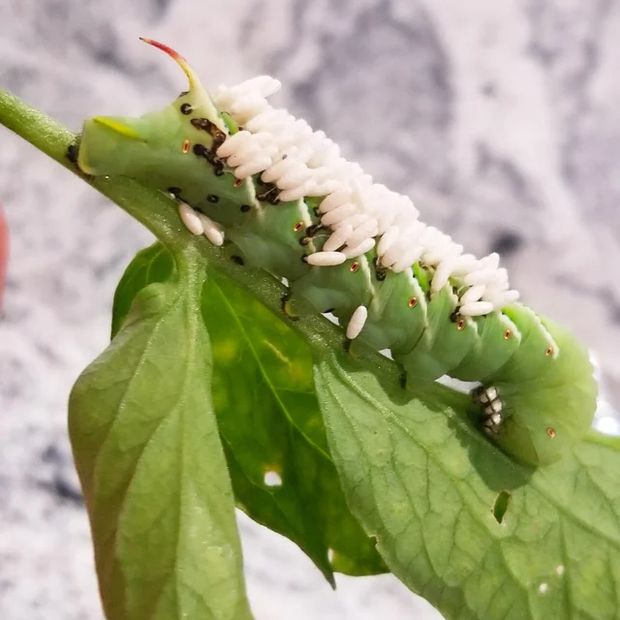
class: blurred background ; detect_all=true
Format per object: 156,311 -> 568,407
1,0 -> 619,618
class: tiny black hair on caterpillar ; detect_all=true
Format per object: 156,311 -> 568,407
77,39 -> 597,466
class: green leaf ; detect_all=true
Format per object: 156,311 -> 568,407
69,263 -> 252,620
314,351 -> 620,620
204,274 -> 384,580
111,243 -> 175,338
112,243 -> 385,583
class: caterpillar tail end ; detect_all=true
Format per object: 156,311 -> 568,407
139,38 -> 197,89
139,37 -> 225,132
473,321 -> 598,467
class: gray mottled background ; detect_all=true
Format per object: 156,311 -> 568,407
1,0 -> 619,618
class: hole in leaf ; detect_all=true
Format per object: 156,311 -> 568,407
492,490 -> 511,523
327,548 -> 335,564
263,470 -> 282,487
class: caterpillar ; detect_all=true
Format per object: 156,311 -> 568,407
76,38 -> 597,466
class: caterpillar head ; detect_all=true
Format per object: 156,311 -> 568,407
77,38 -> 226,182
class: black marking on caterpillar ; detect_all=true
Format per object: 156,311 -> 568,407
66,142 -> 79,164
206,151 -> 225,175
256,183 -> 280,204
192,143 -> 208,157
305,224 -> 324,237
191,117 -> 226,151
190,117 -> 219,134
180,103 -> 193,115
192,142 -> 225,176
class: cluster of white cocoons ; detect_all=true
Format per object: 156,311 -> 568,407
209,76 -> 519,319
178,202 -> 225,246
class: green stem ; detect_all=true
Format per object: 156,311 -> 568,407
0,89 -> 190,253
0,89 -> 346,357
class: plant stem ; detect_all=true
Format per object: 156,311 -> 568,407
0,89 -> 346,357
0,89 -> 190,252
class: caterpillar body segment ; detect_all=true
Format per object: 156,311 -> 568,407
76,39 -> 598,466
395,288 -> 478,384
294,254 -> 374,318
226,198 -> 315,281
362,269 -> 428,354
451,312 -> 521,382
491,305 -> 558,383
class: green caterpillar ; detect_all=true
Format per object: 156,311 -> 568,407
76,39 -> 597,466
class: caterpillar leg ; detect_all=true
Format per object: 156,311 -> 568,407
280,291 -> 300,321
288,257 -> 373,319
66,141 -> 80,165
396,287 -> 477,383
472,385 -> 503,435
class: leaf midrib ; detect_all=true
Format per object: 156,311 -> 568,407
93,292 -> 181,490
321,363 -> 535,620
97,283 -> 221,618
212,278 -> 331,461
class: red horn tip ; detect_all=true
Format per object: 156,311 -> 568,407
139,37 -> 186,64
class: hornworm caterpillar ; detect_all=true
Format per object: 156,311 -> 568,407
77,39 -> 597,466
